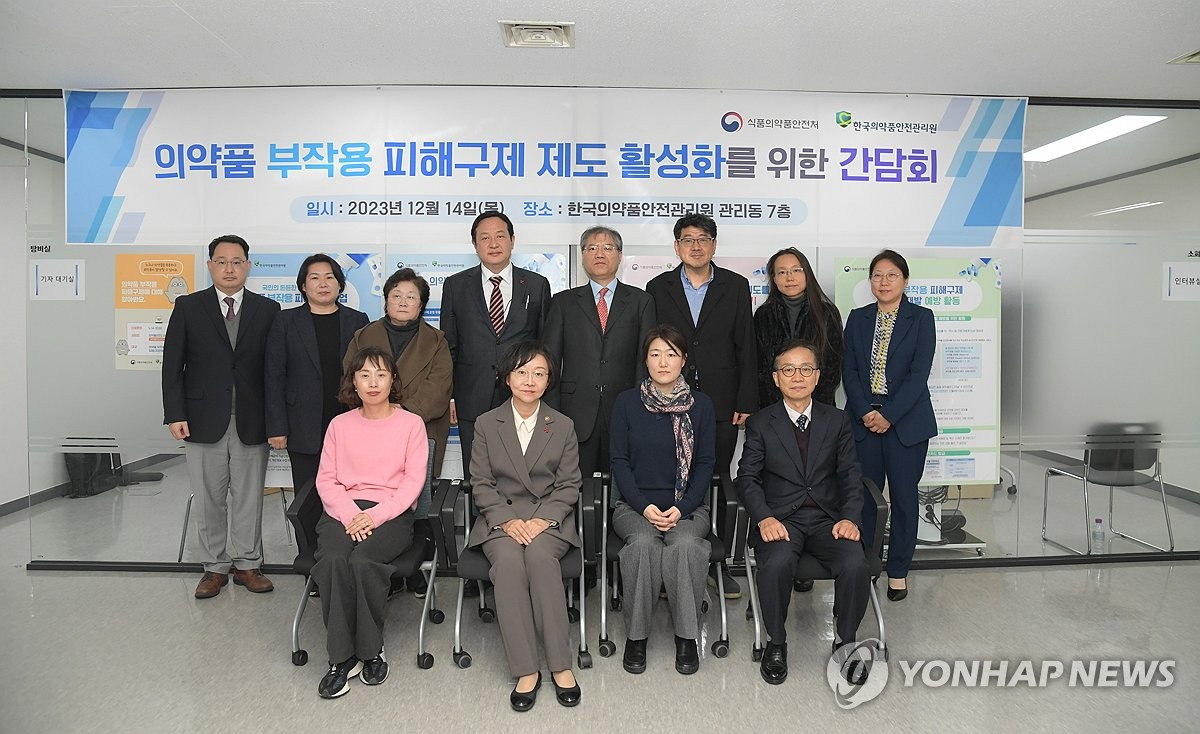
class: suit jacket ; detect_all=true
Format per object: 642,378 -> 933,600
543,281 -> 656,442
440,264 -> 551,421
264,304 -> 369,455
842,297 -> 937,446
735,401 -> 864,536
162,286 -> 281,445
753,297 -> 844,409
344,318 -> 453,474
646,263 -> 757,419
466,401 -> 582,549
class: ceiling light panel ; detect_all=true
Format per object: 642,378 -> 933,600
1023,115 -> 1168,163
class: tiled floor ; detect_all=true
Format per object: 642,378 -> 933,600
2,499 -> 1198,733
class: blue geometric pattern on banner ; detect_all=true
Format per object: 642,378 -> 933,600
66,91 -> 152,243
927,98 -> 1026,246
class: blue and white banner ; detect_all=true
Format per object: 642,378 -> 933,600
65,87 -> 1024,249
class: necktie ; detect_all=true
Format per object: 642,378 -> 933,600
597,286 -> 609,332
488,275 -> 504,334
223,296 -> 236,320
796,414 -> 809,432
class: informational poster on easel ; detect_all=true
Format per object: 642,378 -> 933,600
834,255 -> 1002,486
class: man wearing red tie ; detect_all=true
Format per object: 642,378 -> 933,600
543,226 -> 656,479
441,211 -> 551,478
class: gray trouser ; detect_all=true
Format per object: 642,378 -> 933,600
312,504 -> 415,664
185,417 -> 268,573
483,533 -> 573,677
612,501 -> 711,640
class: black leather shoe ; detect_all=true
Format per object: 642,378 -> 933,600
760,641 -> 788,684
793,578 -> 814,593
622,638 -> 647,674
552,672 -> 582,707
887,579 -> 908,602
845,659 -> 869,685
674,636 -> 699,675
510,672 -> 541,712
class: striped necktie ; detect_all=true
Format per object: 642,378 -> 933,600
488,275 -> 504,334
597,286 -> 609,332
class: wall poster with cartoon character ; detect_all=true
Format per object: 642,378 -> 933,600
114,253 -> 195,370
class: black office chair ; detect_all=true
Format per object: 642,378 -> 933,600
286,438 -> 448,670
440,479 -> 592,670
1042,423 -> 1174,554
740,478 -> 889,662
596,474 -> 736,660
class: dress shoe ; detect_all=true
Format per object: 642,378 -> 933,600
845,659 -> 869,685
194,571 -> 228,599
510,672 -> 541,712
551,671 -> 582,707
760,641 -> 788,685
318,656 -> 363,699
674,636 -> 699,675
622,638 -> 647,674
360,655 -> 388,685
232,568 -> 274,593
887,579 -> 908,602
793,578 -> 815,593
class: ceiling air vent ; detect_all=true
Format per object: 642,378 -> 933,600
1166,48 -> 1200,65
500,21 -> 575,48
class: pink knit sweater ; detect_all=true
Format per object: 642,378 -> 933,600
316,406 -> 429,527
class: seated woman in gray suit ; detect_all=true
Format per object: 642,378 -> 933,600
609,324 -> 716,676
467,341 -> 583,712
312,346 -> 429,699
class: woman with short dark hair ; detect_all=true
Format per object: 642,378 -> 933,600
311,346 -> 429,698
467,341 -> 583,711
609,324 -> 716,676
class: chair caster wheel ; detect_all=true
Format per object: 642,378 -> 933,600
479,607 -> 495,623
417,652 -> 434,669
567,606 -> 580,623
752,647 -> 763,662
578,651 -> 593,669
453,651 -> 473,669
711,640 -> 729,658
428,608 -> 445,624
701,599 -> 709,614
1007,485 -> 1017,495
292,649 -> 308,666
609,597 -> 622,612
598,638 -> 616,657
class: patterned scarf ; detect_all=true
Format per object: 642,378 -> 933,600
639,376 -> 695,504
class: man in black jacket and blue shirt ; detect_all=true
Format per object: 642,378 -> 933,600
736,339 -> 870,686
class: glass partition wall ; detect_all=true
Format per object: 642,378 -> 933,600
10,94 -> 1199,569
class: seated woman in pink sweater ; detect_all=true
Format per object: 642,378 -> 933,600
312,345 -> 429,699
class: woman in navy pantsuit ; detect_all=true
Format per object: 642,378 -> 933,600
842,250 -> 937,602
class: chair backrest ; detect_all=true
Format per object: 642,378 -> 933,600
1084,423 -> 1161,474
413,437 -> 436,520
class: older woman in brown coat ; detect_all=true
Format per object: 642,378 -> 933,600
344,268 -> 453,476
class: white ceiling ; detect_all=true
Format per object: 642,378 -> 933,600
2,0 -> 1198,199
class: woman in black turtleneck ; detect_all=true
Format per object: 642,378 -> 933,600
753,248 -> 844,409
344,268 -> 453,477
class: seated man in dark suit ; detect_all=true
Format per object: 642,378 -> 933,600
735,339 -> 870,686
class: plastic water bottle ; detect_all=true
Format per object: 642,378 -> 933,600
1091,517 -> 1105,553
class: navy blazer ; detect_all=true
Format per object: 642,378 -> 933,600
842,297 -> 938,447
645,263 -> 757,419
543,281 -> 656,442
162,286 -> 281,445
735,400 -> 864,532
264,304 -> 369,455
440,264 -> 551,421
